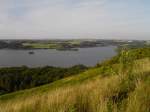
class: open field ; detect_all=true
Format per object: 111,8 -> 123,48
22,43 -> 61,49
22,40 -> 81,50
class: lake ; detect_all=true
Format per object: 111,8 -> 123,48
0,46 -> 116,67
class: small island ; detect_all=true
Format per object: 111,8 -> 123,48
28,51 -> 35,54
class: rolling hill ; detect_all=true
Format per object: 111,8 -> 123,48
0,48 -> 150,112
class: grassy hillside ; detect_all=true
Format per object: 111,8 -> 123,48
0,48 -> 150,112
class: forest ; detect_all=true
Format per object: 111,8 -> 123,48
0,65 -> 87,95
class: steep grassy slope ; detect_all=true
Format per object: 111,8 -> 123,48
0,48 -> 150,112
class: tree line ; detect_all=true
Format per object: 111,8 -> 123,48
0,65 -> 87,95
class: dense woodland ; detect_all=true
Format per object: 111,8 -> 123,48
0,65 -> 87,95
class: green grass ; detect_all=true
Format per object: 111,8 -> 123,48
23,43 -> 61,49
68,40 -> 81,45
0,67 -> 102,101
22,40 -> 82,49
0,49 -> 149,112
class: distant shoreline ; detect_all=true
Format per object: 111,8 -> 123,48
0,39 -> 148,50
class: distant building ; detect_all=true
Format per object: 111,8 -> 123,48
127,40 -> 133,43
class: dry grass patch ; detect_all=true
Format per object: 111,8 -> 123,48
0,58 -> 150,112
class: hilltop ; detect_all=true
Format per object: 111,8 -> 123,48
0,48 -> 150,112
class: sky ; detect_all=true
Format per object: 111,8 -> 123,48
0,0 -> 150,40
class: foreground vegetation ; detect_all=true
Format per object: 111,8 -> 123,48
0,48 -> 149,112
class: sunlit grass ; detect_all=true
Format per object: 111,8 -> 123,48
0,58 -> 149,112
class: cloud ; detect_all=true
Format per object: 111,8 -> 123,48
0,0 -> 150,39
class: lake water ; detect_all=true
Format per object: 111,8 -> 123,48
0,46 -> 116,67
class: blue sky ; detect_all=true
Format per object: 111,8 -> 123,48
0,0 -> 150,40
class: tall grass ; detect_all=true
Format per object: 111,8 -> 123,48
0,58 -> 149,112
